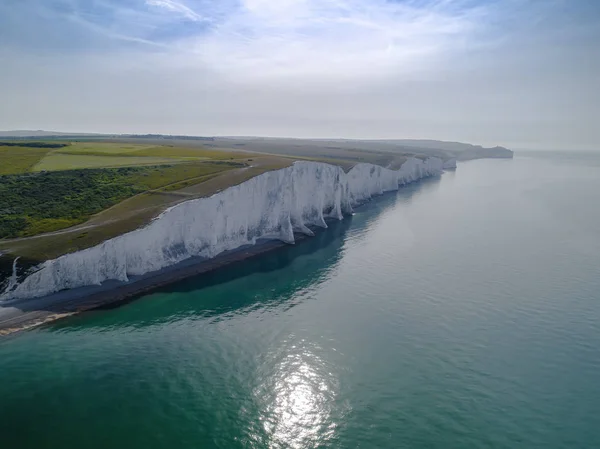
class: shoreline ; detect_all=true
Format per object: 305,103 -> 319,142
0,162 -> 449,337
0,233 -> 315,336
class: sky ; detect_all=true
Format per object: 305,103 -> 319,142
1,0 -> 599,150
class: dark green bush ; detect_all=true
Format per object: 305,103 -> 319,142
0,167 -> 146,238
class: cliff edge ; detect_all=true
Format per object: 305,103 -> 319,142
2,157 -> 453,302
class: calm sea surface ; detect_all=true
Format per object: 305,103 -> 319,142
1,152 -> 599,449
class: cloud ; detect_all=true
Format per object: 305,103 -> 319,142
0,0 -> 494,75
189,0 -> 492,81
146,0 -> 204,22
0,0 -> 599,149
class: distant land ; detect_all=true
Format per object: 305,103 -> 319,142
0,131 -> 513,161
0,130 -> 103,137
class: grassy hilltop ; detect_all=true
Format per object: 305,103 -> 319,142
0,141 -> 281,260
0,137 -> 416,261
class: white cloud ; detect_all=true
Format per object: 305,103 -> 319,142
1,0 -> 599,149
187,0 -> 489,81
146,0 -> 204,22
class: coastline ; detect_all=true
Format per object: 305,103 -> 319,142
0,235 -> 309,336
0,157 -> 451,336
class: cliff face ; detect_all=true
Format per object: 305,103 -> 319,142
1,158 -> 450,301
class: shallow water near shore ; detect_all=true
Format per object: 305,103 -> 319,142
1,151 -> 600,449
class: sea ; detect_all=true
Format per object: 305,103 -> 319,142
1,151 -> 599,449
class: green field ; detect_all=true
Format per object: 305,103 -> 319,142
0,141 -> 252,174
55,142 -> 157,154
0,146 -> 51,175
0,141 -> 257,245
52,142 -> 250,160
33,154 -> 178,171
0,162 -> 241,239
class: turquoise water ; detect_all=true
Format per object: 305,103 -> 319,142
1,152 -> 600,449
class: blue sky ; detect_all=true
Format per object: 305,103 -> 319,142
1,0 -> 599,149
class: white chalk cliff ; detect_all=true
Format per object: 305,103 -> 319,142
1,157 -> 455,301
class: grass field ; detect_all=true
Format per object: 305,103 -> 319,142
33,154 -> 177,171
0,159 -> 291,261
0,140 -> 256,248
126,146 -> 250,160
0,146 -> 51,175
124,161 -> 242,191
52,142 -> 250,160
0,161 -> 243,239
55,142 -> 157,154
30,142 -> 250,171
0,141 -> 253,174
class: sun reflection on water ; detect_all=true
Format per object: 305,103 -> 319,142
254,340 -> 341,448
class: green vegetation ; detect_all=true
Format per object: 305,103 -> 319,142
127,146 -> 248,160
0,141 -> 69,148
19,218 -> 82,236
0,169 -> 139,238
0,146 -> 52,175
54,142 -> 159,155
158,173 -> 222,192
33,154 -> 177,171
54,142 -> 249,160
0,140 -> 257,256
0,162 -> 241,239
0,139 -> 358,260
0,160 -> 286,261
123,161 -> 240,190
2,141 -> 251,175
